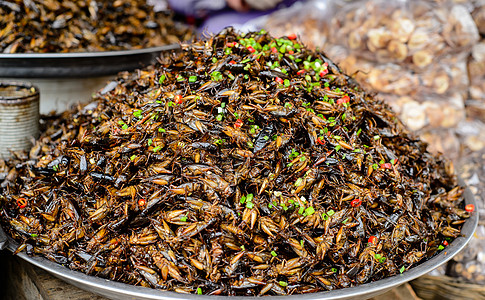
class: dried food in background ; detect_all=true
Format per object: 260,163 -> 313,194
0,0 -> 194,53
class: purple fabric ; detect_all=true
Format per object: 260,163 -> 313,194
167,0 -> 226,18
168,0 -> 301,34
200,10 -> 270,34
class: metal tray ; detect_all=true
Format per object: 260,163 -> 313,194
0,187 -> 478,300
0,45 -> 180,78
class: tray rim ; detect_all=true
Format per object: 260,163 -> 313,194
0,44 -> 181,59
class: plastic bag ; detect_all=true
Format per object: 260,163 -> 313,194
469,41 -> 485,100
242,0 -> 334,49
328,0 -> 479,66
334,52 -> 469,98
472,0 -> 485,35
446,124 -> 485,283
379,92 -> 466,131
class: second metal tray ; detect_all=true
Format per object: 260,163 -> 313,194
0,45 -> 180,78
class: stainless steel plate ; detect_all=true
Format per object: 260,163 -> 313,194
0,45 -> 180,78
2,187 -> 478,300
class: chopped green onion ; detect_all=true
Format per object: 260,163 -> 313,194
327,209 -> 335,216
180,216 -> 187,222
305,206 -> 315,216
271,251 -> 277,257
279,281 -> 288,287
159,74 -> 166,84
211,71 -> 223,81
399,266 -> 406,274
133,110 -> 142,118
188,75 -> 197,83
197,287 -> 202,295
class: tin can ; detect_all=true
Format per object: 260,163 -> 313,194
0,81 -> 39,160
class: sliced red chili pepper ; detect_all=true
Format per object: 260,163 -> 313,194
17,197 -> 27,209
336,95 -> 350,105
229,60 -> 236,65
368,236 -> 377,245
174,95 -> 183,104
297,70 -> 305,75
319,69 -> 328,77
226,42 -> 236,47
288,50 -> 294,54
443,240 -> 449,246
271,47 -> 278,54
316,137 -> 326,145
465,204 -> 475,212
350,198 -> 362,207
275,77 -> 284,84
381,163 -> 392,169
138,198 -> 146,206
247,46 -> 256,53
234,119 -> 243,128
287,33 -> 297,40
